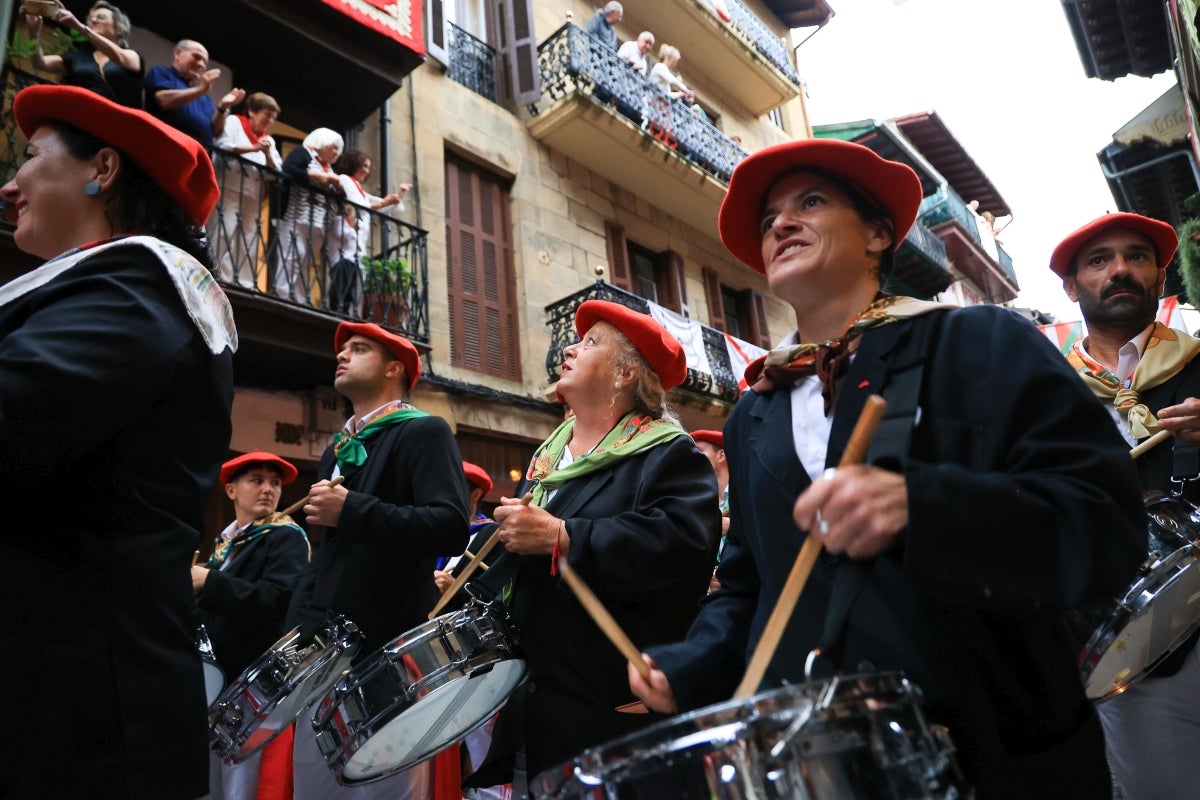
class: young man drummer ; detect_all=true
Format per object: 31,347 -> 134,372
195,450 -> 310,800
629,139 -> 1146,798
1052,212 -> 1200,798
286,321 -> 470,799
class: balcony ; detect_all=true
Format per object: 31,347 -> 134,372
545,281 -> 746,404
0,73 -> 430,387
529,23 -> 748,235
920,184 -> 1019,303
891,218 -> 953,299
448,22 -> 497,103
630,0 -> 801,115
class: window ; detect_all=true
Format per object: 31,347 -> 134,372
445,152 -> 521,380
704,268 -> 771,348
604,222 -> 687,314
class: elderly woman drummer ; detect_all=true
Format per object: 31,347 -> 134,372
476,300 -> 721,786
0,85 -> 235,796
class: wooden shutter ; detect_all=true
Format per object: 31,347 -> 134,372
604,221 -> 632,291
445,153 -> 521,380
703,268 -> 725,331
655,250 -> 687,314
746,289 -> 771,349
493,0 -> 540,109
426,0 -> 449,68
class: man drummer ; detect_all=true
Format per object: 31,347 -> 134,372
286,321 -> 470,799
433,460 -> 499,599
628,138 -> 1146,798
195,450 -> 310,800
1051,212 -> 1200,799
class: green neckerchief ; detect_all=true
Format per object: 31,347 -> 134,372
332,407 -> 428,469
524,412 -> 684,508
500,412 -> 684,604
206,517 -> 310,569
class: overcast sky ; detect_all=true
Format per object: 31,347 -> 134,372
792,0 -> 1176,322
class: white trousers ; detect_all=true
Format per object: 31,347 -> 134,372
1098,641 -> 1200,800
292,716 -> 431,800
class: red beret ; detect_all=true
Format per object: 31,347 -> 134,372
690,429 -> 724,448
334,322 -> 422,390
1049,212 -> 1178,278
462,461 -> 493,495
220,451 -> 298,485
13,85 -> 218,226
575,300 -> 688,390
719,139 -> 923,273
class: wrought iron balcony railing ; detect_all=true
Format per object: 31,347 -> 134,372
533,23 -> 749,184
0,65 -> 429,339
545,281 -> 742,402
901,218 -> 950,269
209,148 -> 430,341
919,184 -> 987,249
995,241 -> 1018,287
722,0 -> 801,84
448,22 -> 497,103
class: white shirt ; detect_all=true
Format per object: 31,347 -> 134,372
773,331 -> 841,482
1078,322 -> 1155,447
617,40 -> 648,73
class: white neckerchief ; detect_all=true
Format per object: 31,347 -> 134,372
0,236 -> 237,355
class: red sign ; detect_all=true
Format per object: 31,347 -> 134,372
321,0 -> 426,55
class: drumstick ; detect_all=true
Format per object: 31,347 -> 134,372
558,555 -> 653,681
733,395 -> 888,700
428,492 -> 532,619
277,476 -> 345,518
1130,429 -> 1171,459
192,550 -> 200,567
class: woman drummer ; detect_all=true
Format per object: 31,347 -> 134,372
474,300 -> 721,789
0,84 -> 234,796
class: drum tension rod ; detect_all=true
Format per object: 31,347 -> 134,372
769,676 -> 840,759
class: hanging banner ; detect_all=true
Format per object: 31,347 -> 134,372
321,0 -> 425,55
648,303 -> 711,376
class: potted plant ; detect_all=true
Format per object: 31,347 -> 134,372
361,255 -> 414,328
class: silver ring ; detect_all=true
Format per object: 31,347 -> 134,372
822,467 -> 837,482
815,509 -> 830,535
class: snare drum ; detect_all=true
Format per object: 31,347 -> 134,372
532,672 -> 965,800
1079,491 -> 1200,701
312,594 -> 526,786
209,614 -> 363,763
197,624 -> 225,707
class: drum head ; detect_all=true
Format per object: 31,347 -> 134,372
340,659 -> 526,783
1083,546 -> 1200,701
203,662 -> 226,708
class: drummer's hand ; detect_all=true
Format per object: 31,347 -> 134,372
628,653 -> 678,714
792,465 -> 908,559
304,479 -> 349,528
191,564 -> 209,592
493,496 -> 560,555
433,569 -> 453,594
1157,398 -> 1200,444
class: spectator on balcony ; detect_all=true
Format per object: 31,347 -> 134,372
0,84 -> 235,798
209,91 -> 281,288
146,39 -> 244,149
23,1 -> 143,109
650,45 -> 694,103
617,30 -> 654,74
627,138 -> 1146,799
272,127 -> 343,304
327,148 -> 411,315
586,0 -> 622,51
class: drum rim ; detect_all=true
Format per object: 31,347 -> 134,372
1081,545 -> 1200,700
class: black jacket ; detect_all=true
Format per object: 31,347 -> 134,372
197,522 -> 310,678
286,414 -> 470,654
651,306 -> 1146,799
0,243 -> 233,798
